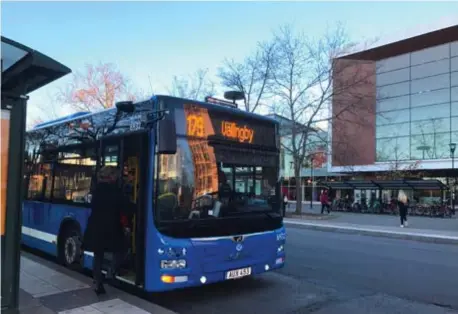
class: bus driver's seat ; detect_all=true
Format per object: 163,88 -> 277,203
218,170 -> 232,212
158,180 -> 179,220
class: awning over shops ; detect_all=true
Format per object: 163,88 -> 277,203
324,179 -> 448,191
1,36 -> 71,101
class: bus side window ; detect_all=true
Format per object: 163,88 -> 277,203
52,146 -> 97,205
27,155 -> 52,202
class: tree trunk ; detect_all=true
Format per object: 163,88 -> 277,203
294,166 -> 302,214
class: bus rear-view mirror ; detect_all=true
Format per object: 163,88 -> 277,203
157,119 -> 177,154
116,101 -> 135,113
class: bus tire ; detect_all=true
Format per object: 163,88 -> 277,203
58,224 -> 83,269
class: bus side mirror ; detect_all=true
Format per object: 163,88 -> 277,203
157,119 -> 177,154
116,101 -> 135,113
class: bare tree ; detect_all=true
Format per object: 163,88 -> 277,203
56,62 -> 138,112
377,144 -> 423,180
411,118 -> 449,160
266,23 -> 375,214
169,68 -> 216,101
218,41 -> 276,112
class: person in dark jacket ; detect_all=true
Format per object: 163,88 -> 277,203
82,166 -> 135,295
320,190 -> 331,214
282,194 -> 288,217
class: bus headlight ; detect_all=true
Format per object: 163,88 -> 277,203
276,231 -> 286,241
161,259 -> 187,269
277,245 -> 284,253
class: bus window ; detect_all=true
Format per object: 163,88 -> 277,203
25,145 -> 53,201
103,145 -> 119,167
52,146 -> 96,204
155,137 -> 280,222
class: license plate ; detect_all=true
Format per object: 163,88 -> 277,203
226,267 -> 252,280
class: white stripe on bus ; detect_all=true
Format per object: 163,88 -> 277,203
22,226 -> 56,243
22,226 -> 94,256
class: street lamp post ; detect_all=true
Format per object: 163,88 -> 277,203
450,143 -> 456,211
310,155 -> 315,210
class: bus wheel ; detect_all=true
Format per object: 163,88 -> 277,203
59,227 -> 83,269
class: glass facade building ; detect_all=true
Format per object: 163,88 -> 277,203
376,40 -> 458,162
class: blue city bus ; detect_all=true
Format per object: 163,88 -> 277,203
21,95 -> 286,292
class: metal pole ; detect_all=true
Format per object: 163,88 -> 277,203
310,157 -> 314,210
1,93 -> 28,311
452,153 -> 455,211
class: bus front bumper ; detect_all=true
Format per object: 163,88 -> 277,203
150,254 -> 285,292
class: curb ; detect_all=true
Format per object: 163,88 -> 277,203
284,220 -> 458,245
21,252 -> 178,314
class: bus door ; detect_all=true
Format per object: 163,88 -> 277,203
119,132 -> 148,286
97,137 -> 121,272
99,140 -> 120,168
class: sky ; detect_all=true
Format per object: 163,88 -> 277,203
2,1 -> 458,125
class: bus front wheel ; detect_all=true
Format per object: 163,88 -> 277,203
58,225 -> 83,269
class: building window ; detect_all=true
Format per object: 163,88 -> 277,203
376,95 -> 410,113
376,68 -> 410,87
452,131 -> 458,146
452,41 -> 458,57
452,57 -> 458,72
411,117 -> 450,136
411,58 -> 450,80
377,81 -> 410,99
376,123 -> 410,138
411,88 -> 450,108
376,109 -> 410,126
452,87 -> 458,102
369,41 -> 458,164
411,73 -> 450,94
452,72 -> 458,88
376,136 -> 410,161
410,132 -> 450,160
451,102 -> 458,117
410,43 -> 449,66
376,53 -> 410,74
451,117 -> 458,131
410,103 -> 450,122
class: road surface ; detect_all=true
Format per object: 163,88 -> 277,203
151,226 -> 458,314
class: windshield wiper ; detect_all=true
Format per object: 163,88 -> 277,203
233,210 -> 278,220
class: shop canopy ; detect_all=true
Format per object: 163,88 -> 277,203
1,36 -> 71,101
324,179 -> 448,191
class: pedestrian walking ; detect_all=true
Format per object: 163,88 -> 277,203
82,166 -> 135,295
397,190 -> 409,228
320,190 -> 331,214
283,194 -> 288,217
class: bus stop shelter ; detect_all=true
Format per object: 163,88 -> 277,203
1,36 -> 71,311
324,179 -> 448,191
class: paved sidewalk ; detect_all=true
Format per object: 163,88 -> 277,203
284,202 -> 458,245
12,252 -> 176,314
284,218 -> 458,245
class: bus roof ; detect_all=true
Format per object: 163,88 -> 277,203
154,95 -> 279,125
30,94 -> 278,132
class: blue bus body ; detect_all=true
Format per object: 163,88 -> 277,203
21,95 -> 286,292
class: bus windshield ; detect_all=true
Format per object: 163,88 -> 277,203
155,101 -> 281,223
156,137 -> 280,221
